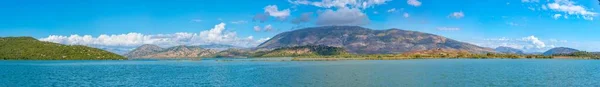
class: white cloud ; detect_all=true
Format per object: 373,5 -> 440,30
403,12 -> 410,18
448,11 -> 465,19
288,0 -> 391,9
253,26 -> 262,32
230,20 -> 248,24
316,7 -> 370,26
546,0 -> 597,20
521,35 -> 546,49
436,27 -> 461,31
552,14 -> 563,19
264,24 -> 274,31
407,0 -> 422,7
541,5 -> 548,10
264,5 -> 291,20
387,8 -> 396,13
40,23 -> 269,52
475,36 -> 558,52
253,24 -> 275,32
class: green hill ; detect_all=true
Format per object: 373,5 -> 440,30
0,37 -> 125,60
256,45 -> 349,57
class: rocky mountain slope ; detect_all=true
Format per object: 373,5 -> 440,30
125,44 -> 217,58
495,46 -> 525,54
543,47 -> 580,56
257,26 -> 495,54
0,37 -> 125,60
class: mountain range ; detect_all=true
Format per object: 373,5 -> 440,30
124,44 -> 218,58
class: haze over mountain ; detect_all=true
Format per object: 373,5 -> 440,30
495,46 -> 525,54
257,26 -> 495,54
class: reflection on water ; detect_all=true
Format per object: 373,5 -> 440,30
1,59 -> 599,86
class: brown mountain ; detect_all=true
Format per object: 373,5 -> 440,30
257,26 -> 495,54
125,44 -> 217,58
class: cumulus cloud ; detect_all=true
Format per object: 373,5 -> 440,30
316,7 -> 370,26
448,11 -> 465,19
291,12 -> 314,24
407,0 -> 422,7
403,12 -> 410,18
264,5 -> 291,20
40,23 -> 269,53
546,0 -> 597,20
521,35 -> 546,48
288,0 -> 391,9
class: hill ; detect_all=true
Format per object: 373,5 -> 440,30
257,26 -> 495,54
543,47 -> 579,56
199,44 -> 243,51
125,44 -> 218,58
0,37 -> 125,60
495,46 -> 525,54
256,45 -> 349,57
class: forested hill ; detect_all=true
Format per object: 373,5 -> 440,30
0,37 -> 125,60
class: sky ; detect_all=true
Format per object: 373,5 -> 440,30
1,0 -> 599,53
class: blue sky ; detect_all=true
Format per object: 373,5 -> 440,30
1,0 -> 599,53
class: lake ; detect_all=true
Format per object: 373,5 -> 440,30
1,59 -> 600,86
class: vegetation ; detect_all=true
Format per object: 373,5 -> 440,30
552,51 -> 600,59
291,53 -> 553,60
254,45 -> 349,57
0,37 -> 126,60
245,45 -> 555,60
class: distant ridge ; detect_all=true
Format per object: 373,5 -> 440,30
495,46 -> 525,54
257,26 -> 495,54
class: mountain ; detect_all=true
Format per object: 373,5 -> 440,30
257,26 -> 495,54
495,46 -> 525,54
124,44 -> 164,58
256,45 -> 349,57
199,44 -> 243,51
543,47 -> 580,56
210,48 -> 255,58
0,37 -> 125,60
125,44 -> 218,58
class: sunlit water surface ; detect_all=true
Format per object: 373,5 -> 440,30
1,59 -> 600,86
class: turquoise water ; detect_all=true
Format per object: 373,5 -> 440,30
1,59 -> 600,86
